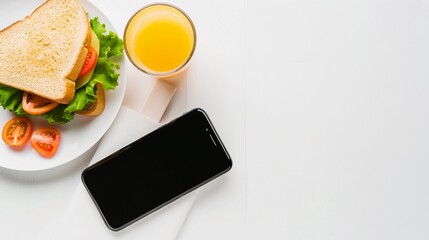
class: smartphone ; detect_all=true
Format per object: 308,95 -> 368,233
81,108 -> 232,231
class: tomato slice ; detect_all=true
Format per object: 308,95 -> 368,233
31,128 -> 61,158
2,117 -> 32,147
22,92 -> 59,115
78,46 -> 98,78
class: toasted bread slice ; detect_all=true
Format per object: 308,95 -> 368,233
0,0 -> 91,104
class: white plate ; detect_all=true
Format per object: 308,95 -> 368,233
0,0 -> 126,171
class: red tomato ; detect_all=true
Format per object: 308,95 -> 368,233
2,117 -> 32,147
31,128 -> 61,158
22,92 -> 59,115
78,46 -> 98,77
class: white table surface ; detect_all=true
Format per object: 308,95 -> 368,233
1,0 -> 429,239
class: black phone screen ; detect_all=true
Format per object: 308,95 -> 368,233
81,108 -> 232,231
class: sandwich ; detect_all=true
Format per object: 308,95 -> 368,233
0,0 -> 123,124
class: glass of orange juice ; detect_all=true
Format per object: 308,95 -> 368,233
124,3 -> 196,78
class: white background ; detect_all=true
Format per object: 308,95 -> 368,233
1,0 -> 429,239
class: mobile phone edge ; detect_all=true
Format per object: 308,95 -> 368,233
81,107 -> 233,231
194,108 -> 233,168
113,108 -> 233,231
81,146 -> 133,231
106,161 -> 232,231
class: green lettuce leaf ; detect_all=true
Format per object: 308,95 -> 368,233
0,84 -> 26,115
0,17 -> 124,124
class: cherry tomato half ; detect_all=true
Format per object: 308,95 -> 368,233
2,117 -> 32,147
22,92 -> 59,115
78,46 -> 98,78
31,128 -> 61,158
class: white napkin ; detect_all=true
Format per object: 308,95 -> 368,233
45,106 -> 199,239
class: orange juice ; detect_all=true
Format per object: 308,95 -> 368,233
134,17 -> 193,73
124,4 -> 196,77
